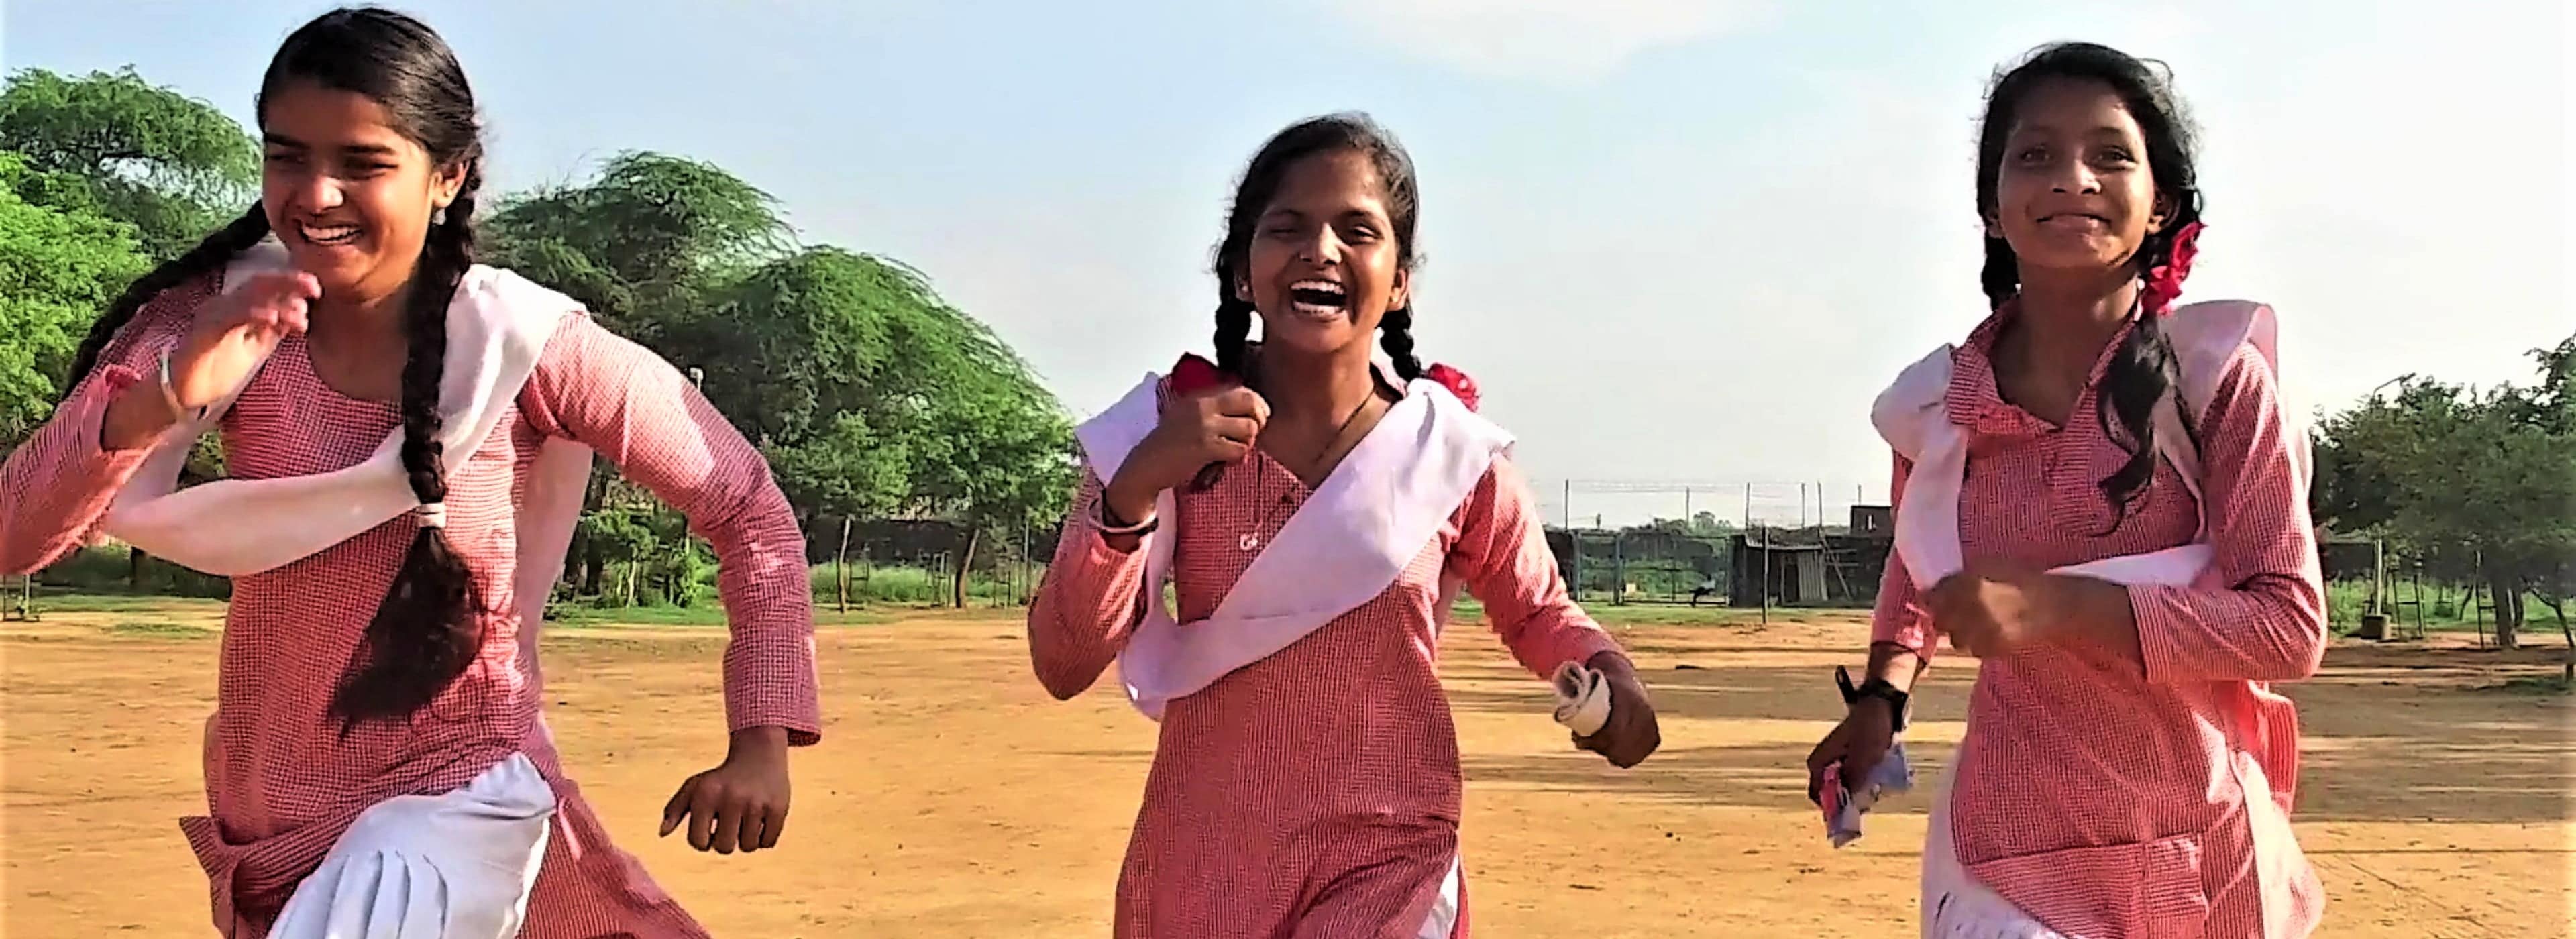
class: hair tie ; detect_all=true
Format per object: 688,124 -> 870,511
2141,221 -> 2205,316
414,502 -> 448,531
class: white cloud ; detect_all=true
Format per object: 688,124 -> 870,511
1322,0 -> 1772,80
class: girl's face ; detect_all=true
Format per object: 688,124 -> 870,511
1990,77 -> 2169,280
1239,149 -> 1411,360
260,80 -> 464,302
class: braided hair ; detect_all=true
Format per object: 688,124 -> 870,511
1210,113 -> 1426,381
1974,42 -> 2205,531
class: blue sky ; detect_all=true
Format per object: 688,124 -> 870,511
5,0 -> 2566,526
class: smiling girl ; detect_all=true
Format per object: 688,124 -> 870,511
0,9 -> 818,936
1028,113 -> 1660,938
1805,43 -> 2326,938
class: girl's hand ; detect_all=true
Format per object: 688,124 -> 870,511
1925,559 -> 2084,658
659,726 -> 791,854
169,271 -> 319,410
1101,385 -> 1269,524
1574,651 -> 1660,768
1805,697 -> 1898,804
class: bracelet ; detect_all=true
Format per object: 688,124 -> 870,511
157,348 -> 205,424
1095,499 -> 1158,536
1835,665 -> 1910,732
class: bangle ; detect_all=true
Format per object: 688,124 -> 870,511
1096,500 -> 1157,536
157,348 -> 204,424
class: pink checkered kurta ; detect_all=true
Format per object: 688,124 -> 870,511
0,272 -> 822,938
1876,308 -> 2327,937
1029,394 -> 1621,938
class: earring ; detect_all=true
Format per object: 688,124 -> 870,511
432,205 -> 449,225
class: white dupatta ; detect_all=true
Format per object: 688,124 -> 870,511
1072,364 -> 1514,720
1872,300 -> 2314,938
101,240 -> 598,657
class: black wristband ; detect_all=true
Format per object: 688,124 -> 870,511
1835,665 -> 1909,732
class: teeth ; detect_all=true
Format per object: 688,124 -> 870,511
300,223 -> 360,245
1291,280 -> 1344,296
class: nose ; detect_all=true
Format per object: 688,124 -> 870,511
291,170 -> 343,213
1295,226 -> 1343,266
2049,160 -> 2102,196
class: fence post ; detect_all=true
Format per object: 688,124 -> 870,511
835,516 -> 853,614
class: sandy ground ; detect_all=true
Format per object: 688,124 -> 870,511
3,606 -> 2569,937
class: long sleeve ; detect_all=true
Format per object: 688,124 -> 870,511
2130,343 -> 2328,684
1448,456 -> 1624,679
1025,463 -> 1150,700
0,279 -> 207,575
519,313 -> 822,744
1868,453 -> 1935,660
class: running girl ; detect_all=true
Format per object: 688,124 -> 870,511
1028,113 -> 1662,938
0,8 -> 820,936
1806,42 -> 2327,938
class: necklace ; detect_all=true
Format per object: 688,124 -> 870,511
1237,386 -> 1382,553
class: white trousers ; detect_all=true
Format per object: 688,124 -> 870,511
269,753 -> 557,939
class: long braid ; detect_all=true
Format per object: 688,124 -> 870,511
60,205 -> 272,397
1212,237 -> 1255,376
1378,305 -> 1422,382
327,166 -> 487,730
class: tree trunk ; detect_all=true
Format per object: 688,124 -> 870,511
128,545 -> 146,591
952,527 -> 980,609
2487,569 -> 2522,650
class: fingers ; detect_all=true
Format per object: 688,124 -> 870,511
1208,415 -> 1262,447
710,795 -> 745,855
761,802 -> 788,849
687,781 -> 718,852
658,775 -> 698,838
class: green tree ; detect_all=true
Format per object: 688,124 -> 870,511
0,68 -> 258,259
0,152 -> 150,447
2312,337 -> 2576,648
482,151 -> 791,343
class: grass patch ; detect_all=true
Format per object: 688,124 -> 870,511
103,620 -> 209,638
2479,673 -> 2575,695
545,603 -> 895,628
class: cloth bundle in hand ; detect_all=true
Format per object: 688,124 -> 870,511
1550,661 -> 1611,736
1821,741 -> 1913,848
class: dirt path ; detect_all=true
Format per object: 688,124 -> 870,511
3,608 -> 2568,936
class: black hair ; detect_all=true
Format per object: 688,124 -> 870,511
1210,112 -> 1424,382
59,7 -> 488,731
1974,42 -> 2204,529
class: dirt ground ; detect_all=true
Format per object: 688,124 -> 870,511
4,606 -> 2569,937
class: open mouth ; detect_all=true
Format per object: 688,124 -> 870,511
1287,279 -> 1347,317
297,221 -> 363,247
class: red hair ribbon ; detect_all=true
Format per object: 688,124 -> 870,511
1423,362 -> 1480,411
2141,220 -> 2204,317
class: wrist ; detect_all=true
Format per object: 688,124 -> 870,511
1099,474 -> 1161,529
728,725 -> 790,761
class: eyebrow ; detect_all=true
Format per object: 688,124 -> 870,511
262,132 -> 399,157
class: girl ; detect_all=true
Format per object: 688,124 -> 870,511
0,9 -> 820,937
1028,113 -> 1660,938
1805,43 -> 2326,938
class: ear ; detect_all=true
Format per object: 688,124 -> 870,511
1388,266 -> 1411,315
430,160 -> 469,210
1982,213 -> 2003,239
1233,276 -> 1251,304
2148,192 -> 2178,233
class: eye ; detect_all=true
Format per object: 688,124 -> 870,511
1342,223 -> 1380,243
262,152 -> 303,166
2014,146 -> 2048,165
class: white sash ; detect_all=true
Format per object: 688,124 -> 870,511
1071,367 -> 1513,720
1873,300 -> 2311,934
98,241 -> 598,686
